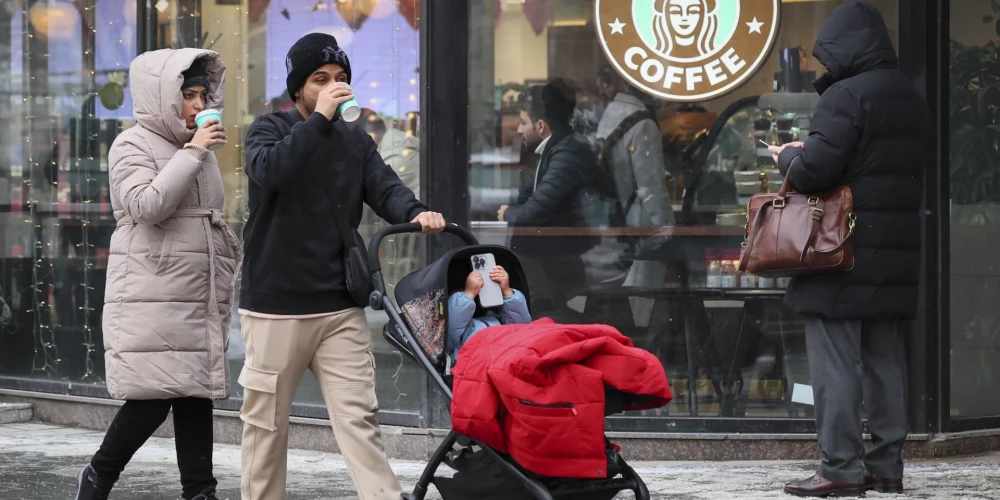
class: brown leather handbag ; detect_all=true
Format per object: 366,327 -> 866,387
738,172 -> 857,278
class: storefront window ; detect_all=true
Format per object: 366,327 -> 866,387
0,0 -> 424,418
468,0 -> 898,418
949,0 -> 1000,419
0,0 -> 136,385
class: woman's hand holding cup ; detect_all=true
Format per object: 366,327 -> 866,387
192,114 -> 227,151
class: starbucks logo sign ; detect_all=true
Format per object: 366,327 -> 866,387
596,0 -> 780,102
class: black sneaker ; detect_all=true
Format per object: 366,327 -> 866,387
75,465 -> 113,500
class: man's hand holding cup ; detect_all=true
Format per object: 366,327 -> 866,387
316,83 -> 356,121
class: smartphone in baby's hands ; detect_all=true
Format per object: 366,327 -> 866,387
471,253 -> 504,308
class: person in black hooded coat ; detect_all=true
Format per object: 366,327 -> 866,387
768,2 -> 929,497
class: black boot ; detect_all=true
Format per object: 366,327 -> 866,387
189,488 -> 219,500
75,465 -> 114,500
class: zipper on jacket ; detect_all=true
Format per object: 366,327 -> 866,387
518,399 -> 577,415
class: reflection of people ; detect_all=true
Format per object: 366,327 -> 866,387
770,2 -> 928,497
498,81 -> 617,321
239,33 -> 445,500
77,49 -> 236,500
595,68 -> 675,326
358,109 -> 422,286
382,119 -> 422,285
378,119 -> 420,197
446,266 -> 531,365
653,0 -> 718,59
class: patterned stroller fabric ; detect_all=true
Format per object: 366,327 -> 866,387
393,245 -> 529,371
399,289 -> 447,367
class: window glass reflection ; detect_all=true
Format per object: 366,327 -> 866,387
469,0 -> 897,418
949,0 -> 1000,419
0,0 -> 425,419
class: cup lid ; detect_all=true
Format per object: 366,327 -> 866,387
196,109 -> 221,118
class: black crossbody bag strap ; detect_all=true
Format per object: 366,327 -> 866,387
326,168 -> 375,308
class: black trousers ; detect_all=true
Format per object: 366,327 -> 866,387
91,397 -> 217,499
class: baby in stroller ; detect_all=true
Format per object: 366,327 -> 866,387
447,265 -> 531,365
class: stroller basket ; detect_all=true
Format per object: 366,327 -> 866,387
367,223 -> 651,500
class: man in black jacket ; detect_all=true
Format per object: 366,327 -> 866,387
498,82 -> 623,322
768,2 -> 928,497
238,33 -> 444,500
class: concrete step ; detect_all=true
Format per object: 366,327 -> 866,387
0,403 -> 32,424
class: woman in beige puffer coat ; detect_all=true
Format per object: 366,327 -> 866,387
75,48 -> 240,500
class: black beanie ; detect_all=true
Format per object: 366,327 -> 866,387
182,61 -> 211,91
285,33 -> 352,101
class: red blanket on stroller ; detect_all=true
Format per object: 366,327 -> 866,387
450,318 -> 672,479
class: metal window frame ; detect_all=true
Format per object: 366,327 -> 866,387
418,0 -> 471,429
898,0 -> 946,435
920,0 -> 950,435
136,0 -> 156,53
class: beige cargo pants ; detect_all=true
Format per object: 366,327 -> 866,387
238,308 -> 402,500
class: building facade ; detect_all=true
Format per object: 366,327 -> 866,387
0,0 -> 995,443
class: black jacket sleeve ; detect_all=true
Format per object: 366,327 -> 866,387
778,85 -> 864,194
362,135 -> 428,224
504,148 -> 586,226
245,112 -> 333,192
509,172 -> 535,206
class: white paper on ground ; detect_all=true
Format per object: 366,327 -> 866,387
791,383 -> 815,406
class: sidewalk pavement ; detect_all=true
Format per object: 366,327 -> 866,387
2,422 -> 999,499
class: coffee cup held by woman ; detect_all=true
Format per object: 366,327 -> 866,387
74,49 -> 241,500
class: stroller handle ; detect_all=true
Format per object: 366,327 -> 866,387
367,222 -> 479,272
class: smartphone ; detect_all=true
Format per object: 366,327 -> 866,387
471,253 -> 504,308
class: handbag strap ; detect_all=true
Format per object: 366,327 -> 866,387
799,198 -> 825,262
811,213 -> 857,254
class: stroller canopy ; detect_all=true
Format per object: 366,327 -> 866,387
393,244 -> 530,371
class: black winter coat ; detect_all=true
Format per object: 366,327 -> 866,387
776,1 -> 929,320
505,132 -> 616,257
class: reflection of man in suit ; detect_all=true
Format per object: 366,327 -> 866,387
498,81 -> 615,321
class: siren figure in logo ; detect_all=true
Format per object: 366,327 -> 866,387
652,0 -> 719,59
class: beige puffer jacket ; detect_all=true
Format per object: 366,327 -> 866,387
103,48 -> 241,400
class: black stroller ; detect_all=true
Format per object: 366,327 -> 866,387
366,223 -> 651,500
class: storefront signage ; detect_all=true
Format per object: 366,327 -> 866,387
595,0 -> 780,102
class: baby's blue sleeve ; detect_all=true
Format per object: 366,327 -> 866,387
499,289 -> 532,325
447,292 -> 478,357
